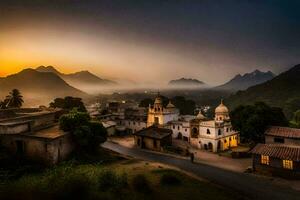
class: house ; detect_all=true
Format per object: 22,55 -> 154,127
251,144 -> 300,178
0,108 -> 74,165
265,126 -> 300,146
251,126 -> 300,178
134,126 -> 172,151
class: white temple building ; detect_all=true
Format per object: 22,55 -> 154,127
188,100 -> 239,152
147,95 -> 179,127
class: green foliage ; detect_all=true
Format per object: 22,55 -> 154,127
59,109 -> 90,132
139,98 -> 154,107
172,96 -> 196,115
230,102 -> 288,143
4,89 -> 24,108
50,96 -> 87,112
293,110 -> 300,124
132,174 -> 151,193
59,109 -> 107,152
98,170 -> 128,191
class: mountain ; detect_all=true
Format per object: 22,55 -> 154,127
168,78 -> 205,87
215,70 -> 275,91
36,66 -> 117,93
0,68 -> 88,106
227,65 -> 300,119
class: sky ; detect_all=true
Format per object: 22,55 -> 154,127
1,0 -> 300,85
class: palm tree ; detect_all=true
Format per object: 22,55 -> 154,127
0,100 -> 6,109
5,89 -> 24,108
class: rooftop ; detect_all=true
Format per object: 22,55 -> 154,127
134,126 -> 172,139
265,126 -> 300,139
250,143 -> 300,161
23,125 -> 68,140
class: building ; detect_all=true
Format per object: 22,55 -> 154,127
168,115 -> 195,141
170,100 -> 239,152
0,108 -> 74,165
265,126 -> 300,146
134,126 -> 172,151
251,126 -> 300,178
147,95 -> 179,126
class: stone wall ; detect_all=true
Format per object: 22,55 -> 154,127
1,134 -> 74,165
0,122 -> 30,135
0,112 -> 56,133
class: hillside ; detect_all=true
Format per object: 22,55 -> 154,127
36,66 -> 116,93
227,65 -> 300,119
215,70 -> 275,91
0,69 -> 88,106
168,78 -> 205,87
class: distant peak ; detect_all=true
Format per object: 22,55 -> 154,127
36,65 -> 61,74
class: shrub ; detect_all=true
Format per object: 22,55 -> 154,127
132,174 -> 151,193
160,174 -> 181,186
98,170 -> 128,191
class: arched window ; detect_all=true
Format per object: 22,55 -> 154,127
191,127 -> 198,138
207,129 -> 210,134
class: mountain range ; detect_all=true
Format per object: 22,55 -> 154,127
0,68 -> 88,107
215,70 -> 275,91
36,66 -> 116,93
168,78 -> 205,87
227,64 -> 300,119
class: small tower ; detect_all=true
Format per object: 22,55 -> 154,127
215,99 -> 230,121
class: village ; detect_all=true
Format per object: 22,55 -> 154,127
1,93 -> 299,181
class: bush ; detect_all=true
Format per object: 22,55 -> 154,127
132,174 -> 151,193
59,109 -> 107,152
98,170 -> 128,191
160,174 -> 181,186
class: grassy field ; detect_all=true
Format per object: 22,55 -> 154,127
0,148 -> 247,200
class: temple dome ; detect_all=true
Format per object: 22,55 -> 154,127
215,100 -> 229,113
166,101 -> 175,108
196,111 -> 205,119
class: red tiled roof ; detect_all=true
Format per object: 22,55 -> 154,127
250,144 -> 300,161
265,126 -> 300,139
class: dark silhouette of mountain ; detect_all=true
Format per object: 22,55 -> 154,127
227,64 -> 300,119
36,66 -> 116,91
0,68 -> 88,106
168,78 -> 205,87
215,70 -> 275,91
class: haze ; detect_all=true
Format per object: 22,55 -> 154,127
1,0 -> 300,85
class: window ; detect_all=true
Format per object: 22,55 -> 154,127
274,137 -> 284,143
226,128 -> 229,132
173,125 -> 175,129
185,129 -> 187,132
178,126 -> 180,130
283,160 -> 293,170
218,129 -> 221,135
261,155 -> 269,165
153,140 -> 157,148
207,129 -> 210,134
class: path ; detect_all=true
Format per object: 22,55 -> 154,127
102,141 -> 300,200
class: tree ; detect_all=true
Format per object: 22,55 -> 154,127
0,100 -> 8,109
50,96 -> 86,112
230,102 -> 288,143
293,110 -> 300,127
5,89 -> 24,108
59,109 -> 107,152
